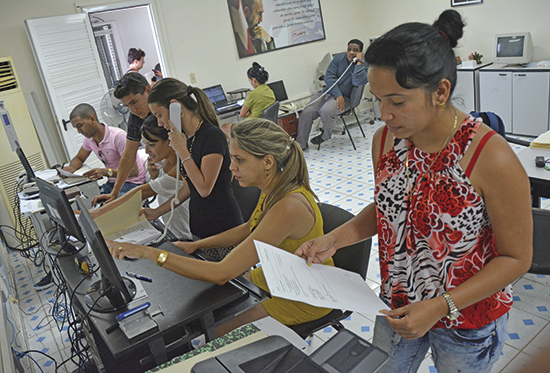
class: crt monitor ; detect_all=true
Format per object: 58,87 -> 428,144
75,196 -> 136,313
495,32 -> 533,65
267,80 -> 288,102
35,177 -> 85,254
15,141 -> 36,183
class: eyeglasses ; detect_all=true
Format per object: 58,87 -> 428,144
113,75 -> 147,91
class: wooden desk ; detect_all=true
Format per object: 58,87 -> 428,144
57,240 -> 265,372
277,112 -> 298,139
516,147 -> 550,207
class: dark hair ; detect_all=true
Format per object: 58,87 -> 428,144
113,72 -> 149,99
147,78 -> 220,128
247,62 -> 269,84
365,9 -> 465,97
348,39 -> 364,52
69,103 -> 97,121
127,48 -> 146,64
141,115 -> 168,142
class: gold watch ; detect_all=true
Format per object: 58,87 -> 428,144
156,250 -> 168,267
107,168 -> 113,177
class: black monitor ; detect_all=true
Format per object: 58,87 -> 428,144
75,196 -> 136,313
267,80 -> 288,102
36,177 -> 85,254
15,141 -> 36,183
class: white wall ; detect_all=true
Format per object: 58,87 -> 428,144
2,0 -> 550,166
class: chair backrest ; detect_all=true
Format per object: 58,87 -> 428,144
231,177 -> 261,221
530,208 -> 550,275
318,203 -> 371,279
260,101 -> 280,124
349,85 -> 366,109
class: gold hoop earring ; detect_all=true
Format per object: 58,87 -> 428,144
438,102 -> 445,109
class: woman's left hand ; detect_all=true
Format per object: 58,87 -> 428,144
168,129 -> 188,156
107,240 -> 150,260
139,207 -> 160,221
380,297 -> 448,340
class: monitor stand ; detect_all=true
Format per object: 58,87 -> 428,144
85,277 -> 137,313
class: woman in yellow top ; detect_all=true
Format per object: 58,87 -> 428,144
109,118 -> 333,335
222,62 -> 276,137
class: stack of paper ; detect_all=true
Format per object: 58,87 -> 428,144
94,191 -> 161,245
530,131 -> 550,149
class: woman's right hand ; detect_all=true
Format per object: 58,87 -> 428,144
295,234 -> 338,265
146,157 -> 160,180
174,240 -> 200,254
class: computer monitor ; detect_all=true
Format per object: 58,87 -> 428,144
495,32 -> 533,65
267,80 -> 288,102
35,177 -> 85,254
15,141 -> 36,183
203,84 -> 227,105
75,196 -> 136,313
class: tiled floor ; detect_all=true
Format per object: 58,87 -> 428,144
9,117 -> 550,372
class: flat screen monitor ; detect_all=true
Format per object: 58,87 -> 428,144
495,32 -> 533,65
203,84 -> 227,105
75,196 -> 136,312
267,80 -> 288,102
15,141 -> 36,183
36,177 -> 85,254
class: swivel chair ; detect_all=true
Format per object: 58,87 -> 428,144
289,203 -> 372,339
260,101 -> 280,125
231,177 -> 261,221
529,208 -> 550,275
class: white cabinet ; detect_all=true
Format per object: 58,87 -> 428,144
479,64 -> 550,136
454,62 -> 492,113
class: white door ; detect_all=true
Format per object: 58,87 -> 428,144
25,13 -> 108,169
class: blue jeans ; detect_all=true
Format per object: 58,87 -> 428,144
372,313 -> 508,373
101,181 -> 139,196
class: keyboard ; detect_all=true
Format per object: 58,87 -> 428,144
216,102 -> 242,114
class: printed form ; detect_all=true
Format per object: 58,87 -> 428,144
254,240 -> 389,315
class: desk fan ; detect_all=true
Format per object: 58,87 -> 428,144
100,89 -> 129,129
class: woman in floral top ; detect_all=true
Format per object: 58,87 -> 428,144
295,9 -> 532,373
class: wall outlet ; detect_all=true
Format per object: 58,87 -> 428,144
189,73 -> 196,84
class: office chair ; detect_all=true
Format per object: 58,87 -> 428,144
318,85 -> 366,151
231,178 -> 261,221
529,208 -> 550,275
289,203 -> 372,339
259,101 -> 280,125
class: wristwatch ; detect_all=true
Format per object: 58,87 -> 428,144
442,292 -> 460,320
107,168 -> 113,177
156,250 -> 168,267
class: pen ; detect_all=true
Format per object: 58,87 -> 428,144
116,302 -> 151,322
126,271 -> 153,282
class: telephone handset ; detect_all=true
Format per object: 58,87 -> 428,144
169,102 -> 182,134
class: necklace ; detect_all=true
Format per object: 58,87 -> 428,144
187,120 -> 203,155
406,108 -> 457,202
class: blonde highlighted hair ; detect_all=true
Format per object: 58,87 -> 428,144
231,118 -> 317,224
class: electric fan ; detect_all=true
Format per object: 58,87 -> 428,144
100,88 -> 129,129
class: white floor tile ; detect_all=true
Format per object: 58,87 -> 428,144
506,307 -> 548,350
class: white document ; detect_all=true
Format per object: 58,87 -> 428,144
254,240 -> 390,315
252,316 -> 308,351
108,219 -> 162,245
57,167 -> 89,178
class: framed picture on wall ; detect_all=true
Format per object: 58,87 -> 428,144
227,0 -> 326,58
451,0 -> 482,6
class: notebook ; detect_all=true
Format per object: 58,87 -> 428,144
203,84 -> 243,114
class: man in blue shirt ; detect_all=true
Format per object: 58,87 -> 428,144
296,39 -> 368,149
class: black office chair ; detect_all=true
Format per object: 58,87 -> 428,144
231,177 -> 261,221
260,101 -> 280,125
317,85 -> 366,151
289,203 -> 372,339
529,208 -> 550,275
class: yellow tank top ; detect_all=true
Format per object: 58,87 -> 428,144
250,185 -> 334,326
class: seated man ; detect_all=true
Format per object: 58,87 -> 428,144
63,103 -> 146,195
92,73 -> 154,205
296,39 -> 368,149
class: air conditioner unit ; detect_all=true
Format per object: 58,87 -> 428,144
0,57 -> 46,229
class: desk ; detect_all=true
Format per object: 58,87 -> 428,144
57,240 -> 266,372
516,147 -> 550,207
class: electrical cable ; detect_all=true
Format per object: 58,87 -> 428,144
303,57 -> 359,109
1,264 -> 16,346
12,348 -> 46,373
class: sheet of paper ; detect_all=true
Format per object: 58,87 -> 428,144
252,316 -> 308,351
94,190 -> 145,237
254,240 -> 389,315
19,199 -> 44,215
57,167 -> 89,178
108,220 -> 161,245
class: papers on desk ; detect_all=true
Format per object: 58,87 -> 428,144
531,130 -> 550,149
94,191 -> 161,245
254,240 -> 389,315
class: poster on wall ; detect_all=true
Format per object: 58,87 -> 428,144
227,0 -> 325,58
